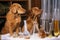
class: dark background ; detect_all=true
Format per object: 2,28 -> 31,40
0,0 -> 41,32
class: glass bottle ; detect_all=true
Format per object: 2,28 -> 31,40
41,0 -> 51,34
52,0 -> 60,36
53,9 -> 59,36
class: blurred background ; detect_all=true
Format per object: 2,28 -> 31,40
0,0 -> 60,36
0,0 -> 41,32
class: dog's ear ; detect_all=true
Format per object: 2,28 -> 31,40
9,4 -> 17,13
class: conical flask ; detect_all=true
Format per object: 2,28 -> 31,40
23,20 -> 30,36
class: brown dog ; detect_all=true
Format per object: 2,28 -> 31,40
1,3 -> 26,36
22,7 -> 42,34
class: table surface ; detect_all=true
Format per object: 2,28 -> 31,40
1,33 -> 60,40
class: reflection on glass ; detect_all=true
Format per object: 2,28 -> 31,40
54,20 -> 59,36
41,0 -> 60,37
23,20 -> 31,39
53,9 -> 60,36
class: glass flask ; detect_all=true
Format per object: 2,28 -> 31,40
53,9 -> 60,36
23,20 -> 30,37
52,0 -> 60,36
41,0 -> 51,34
